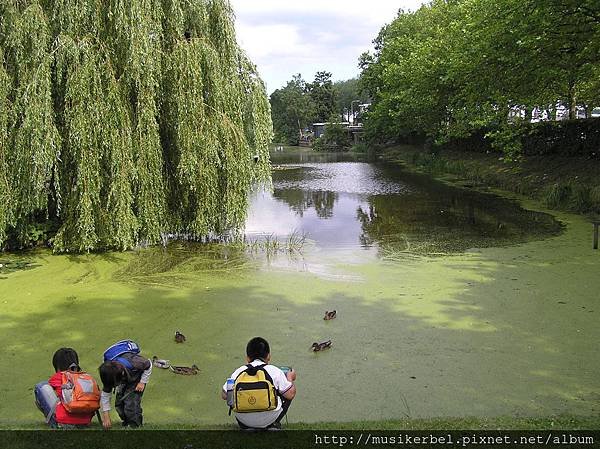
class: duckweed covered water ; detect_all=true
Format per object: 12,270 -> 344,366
0,152 -> 598,426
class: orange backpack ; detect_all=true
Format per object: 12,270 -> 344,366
60,370 -> 101,414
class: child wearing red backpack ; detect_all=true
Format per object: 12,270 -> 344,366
34,348 -> 100,428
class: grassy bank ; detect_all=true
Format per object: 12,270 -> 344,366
3,415 -> 597,430
380,145 -> 600,217
3,418 -> 598,449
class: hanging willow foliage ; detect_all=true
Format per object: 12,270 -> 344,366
0,50 -> 12,245
0,0 -> 273,252
4,3 -> 61,241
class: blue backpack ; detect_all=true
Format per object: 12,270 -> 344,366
103,340 -> 140,370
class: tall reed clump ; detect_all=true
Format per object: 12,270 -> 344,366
543,182 -> 600,214
0,0 -> 272,252
543,183 -> 572,209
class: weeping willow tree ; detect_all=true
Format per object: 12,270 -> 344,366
0,0 -> 272,252
0,50 -> 11,245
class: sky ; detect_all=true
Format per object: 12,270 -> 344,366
229,1 -> 425,94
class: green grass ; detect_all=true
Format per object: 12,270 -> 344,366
3,415 -> 597,430
6,418 -> 597,449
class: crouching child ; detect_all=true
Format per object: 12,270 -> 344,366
222,337 -> 297,430
98,340 -> 152,429
34,347 -> 100,428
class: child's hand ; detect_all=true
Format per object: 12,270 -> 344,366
102,412 -> 112,430
135,382 -> 146,392
286,369 -> 297,382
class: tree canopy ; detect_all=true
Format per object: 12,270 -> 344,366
360,0 -> 600,156
269,74 -> 314,145
333,78 -> 370,123
270,72 -> 369,144
0,0 -> 272,252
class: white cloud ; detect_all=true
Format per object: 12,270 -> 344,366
236,24 -> 304,59
230,0 -> 426,93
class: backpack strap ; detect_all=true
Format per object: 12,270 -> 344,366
255,365 -> 275,386
235,363 -> 275,385
115,356 -> 133,370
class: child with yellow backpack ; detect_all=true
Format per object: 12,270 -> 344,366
222,337 -> 297,430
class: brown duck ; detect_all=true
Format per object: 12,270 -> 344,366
174,331 -> 186,343
323,310 -> 337,320
170,364 -> 199,375
311,340 -> 332,352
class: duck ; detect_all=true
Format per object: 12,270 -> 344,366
311,340 -> 332,352
170,364 -> 199,375
174,331 -> 186,343
152,356 -> 170,369
323,310 -> 337,320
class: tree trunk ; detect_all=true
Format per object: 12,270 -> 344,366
568,78 -> 576,120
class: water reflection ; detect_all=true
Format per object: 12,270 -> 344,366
357,191 -> 562,255
246,155 -> 562,256
272,189 -> 338,219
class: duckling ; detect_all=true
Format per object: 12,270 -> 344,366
323,310 -> 337,320
174,331 -> 186,343
311,340 -> 332,352
152,356 -> 170,369
170,364 -> 199,375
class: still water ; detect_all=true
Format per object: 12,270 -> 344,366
247,152 -> 561,257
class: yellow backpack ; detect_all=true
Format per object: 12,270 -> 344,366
233,364 -> 278,413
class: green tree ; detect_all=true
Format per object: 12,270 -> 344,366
359,0 -> 600,156
0,0 -> 272,252
333,78 -> 370,122
309,71 -> 336,122
313,114 -> 351,152
270,74 -> 314,144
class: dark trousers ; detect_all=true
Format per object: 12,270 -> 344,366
236,398 -> 292,430
115,383 -> 144,427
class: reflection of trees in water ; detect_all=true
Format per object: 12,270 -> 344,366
273,189 -> 338,219
357,192 -> 563,254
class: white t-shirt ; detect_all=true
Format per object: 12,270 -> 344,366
223,359 -> 293,428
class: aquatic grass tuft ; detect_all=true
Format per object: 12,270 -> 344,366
570,184 -> 592,213
411,152 -> 471,179
543,183 -> 572,209
243,230 -> 307,256
286,230 -> 308,253
542,182 -> 595,213
589,186 -> 600,215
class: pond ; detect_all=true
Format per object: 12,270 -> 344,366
253,151 -> 562,257
0,150 -> 598,426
